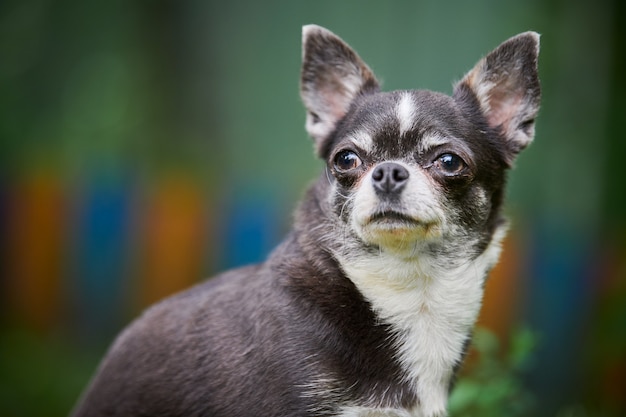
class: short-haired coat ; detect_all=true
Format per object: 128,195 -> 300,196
72,25 -> 540,417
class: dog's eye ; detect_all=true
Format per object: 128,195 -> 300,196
435,153 -> 466,175
334,150 -> 362,172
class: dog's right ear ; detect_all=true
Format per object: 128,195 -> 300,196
300,25 -> 380,156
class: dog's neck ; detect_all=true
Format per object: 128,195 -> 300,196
336,226 -> 506,417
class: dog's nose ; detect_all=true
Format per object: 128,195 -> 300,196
371,162 -> 409,194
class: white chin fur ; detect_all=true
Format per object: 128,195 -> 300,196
355,220 -> 443,254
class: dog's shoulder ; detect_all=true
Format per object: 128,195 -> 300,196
72,264 -> 277,416
115,263 -> 270,357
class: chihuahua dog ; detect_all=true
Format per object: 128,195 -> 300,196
72,25 -> 540,417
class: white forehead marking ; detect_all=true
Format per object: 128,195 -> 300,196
348,130 -> 374,153
397,92 -> 417,136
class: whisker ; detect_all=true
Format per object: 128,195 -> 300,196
324,167 -> 333,185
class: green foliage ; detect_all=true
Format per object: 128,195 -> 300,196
449,326 -> 538,417
0,326 -> 102,417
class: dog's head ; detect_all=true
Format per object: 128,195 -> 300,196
300,25 -> 540,261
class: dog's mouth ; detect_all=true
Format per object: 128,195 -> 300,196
356,208 -> 443,250
365,210 -> 427,228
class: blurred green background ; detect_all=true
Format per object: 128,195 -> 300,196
1,0 -> 624,416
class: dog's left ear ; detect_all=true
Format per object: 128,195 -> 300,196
454,32 -> 541,165
300,25 -> 380,156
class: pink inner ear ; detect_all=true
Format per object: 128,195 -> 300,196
319,86 -> 353,123
487,88 -> 524,132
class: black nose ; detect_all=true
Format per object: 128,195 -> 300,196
371,162 -> 409,194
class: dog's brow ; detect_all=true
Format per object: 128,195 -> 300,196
348,130 -> 374,153
419,134 -> 450,153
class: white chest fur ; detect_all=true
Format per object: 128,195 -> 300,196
334,228 -> 505,417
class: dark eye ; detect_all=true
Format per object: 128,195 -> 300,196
435,153 -> 466,175
334,150 -> 362,172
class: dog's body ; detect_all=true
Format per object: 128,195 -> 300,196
72,26 -> 540,417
